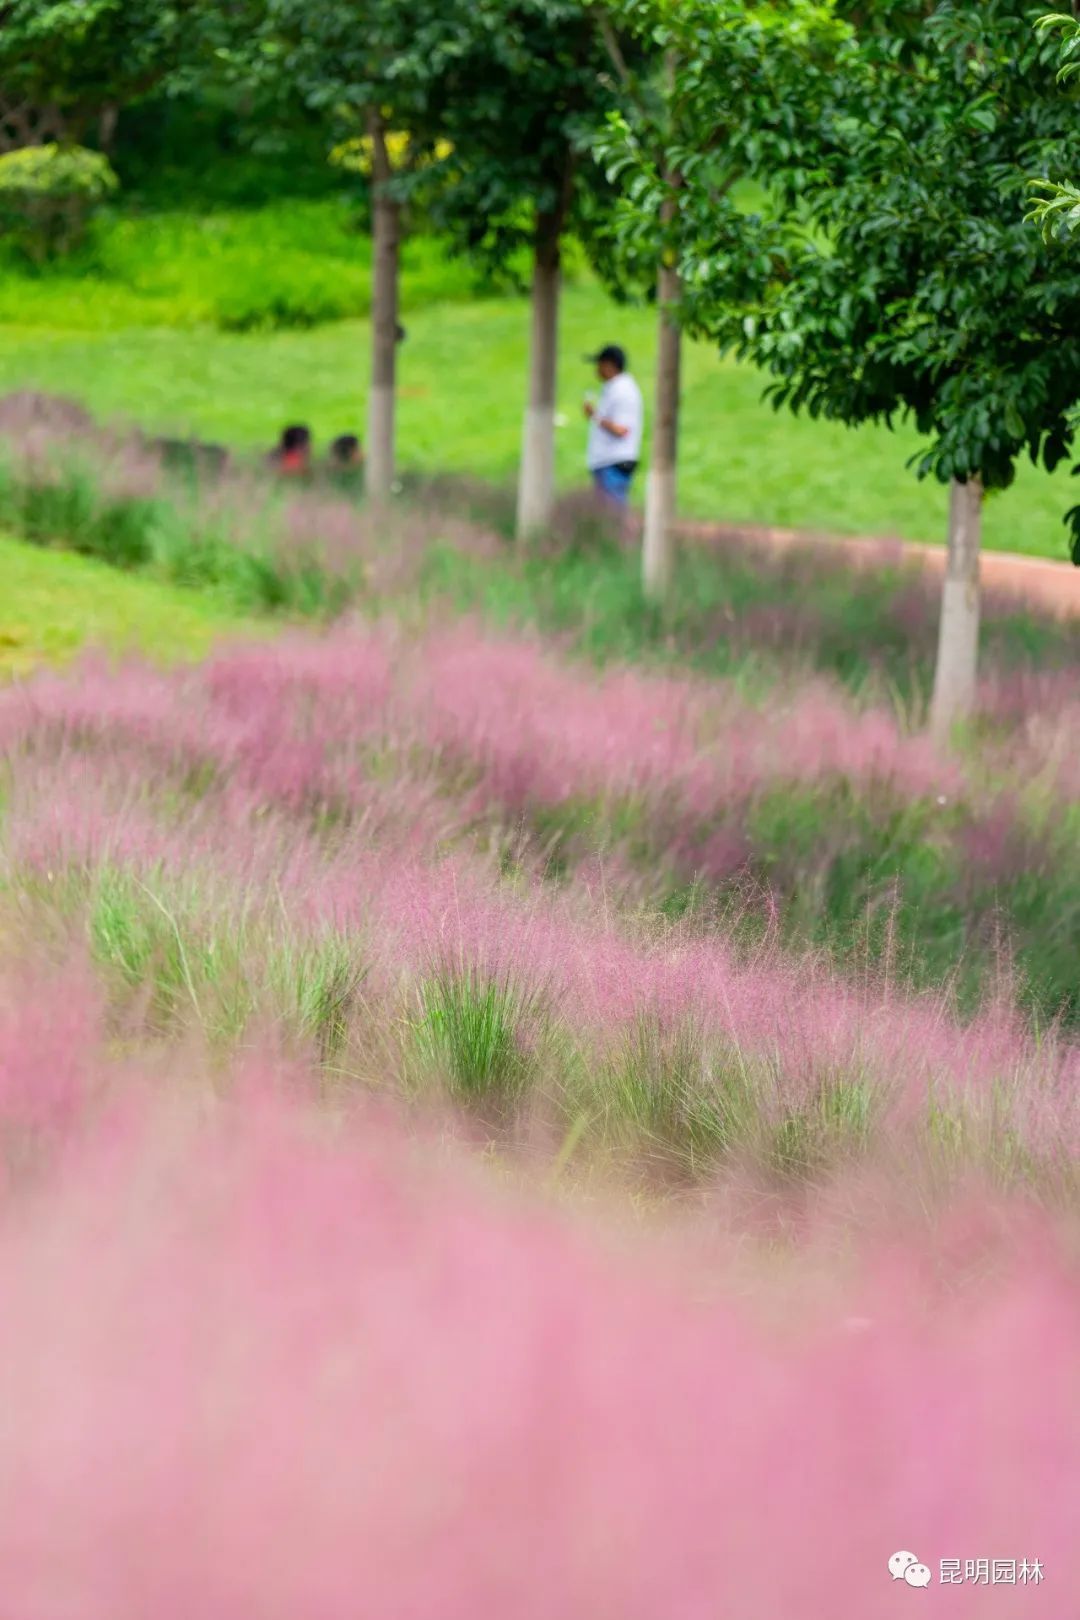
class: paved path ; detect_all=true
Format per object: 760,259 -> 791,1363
676,519 -> 1080,621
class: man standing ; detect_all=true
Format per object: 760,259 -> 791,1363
584,344 -> 644,511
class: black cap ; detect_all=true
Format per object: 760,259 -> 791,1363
585,344 -> 627,371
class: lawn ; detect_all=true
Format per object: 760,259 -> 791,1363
0,534 -> 254,678
1,244 -> 1077,559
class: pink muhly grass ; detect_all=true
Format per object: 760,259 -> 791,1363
96,441 -> 166,506
278,495 -> 495,592
409,630 -> 960,817
677,680 -> 957,814
341,851 -> 1078,1152
204,630 -> 395,738
977,671 -> 1080,804
3,630 -> 1079,1161
0,390 -> 94,435
410,630 -> 703,809
0,409 -> 164,509
0,752 -> 444,908
978,668 -> 1080,727
2,634 -> 400,820
733,597 -> 828,650
956,794 -> 1054,890
0,1048 -> 1075,1617
10,745 -> 1072,1161
0,960 -> 102,1139
0,626 -> 961,839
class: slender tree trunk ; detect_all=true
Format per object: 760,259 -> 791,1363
516,219 -> 562,540
367,110 -> 400,506
98,103 -> 119,155
643,201 -> 682,602
929,475 -> 983,742
516,165 -> 572,541
642,55 -> 684,601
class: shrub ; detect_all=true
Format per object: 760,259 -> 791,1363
0,145 -> 118,264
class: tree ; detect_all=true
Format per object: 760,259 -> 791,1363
423,1 -> 642,540
593,29 -> 682,601
230,1 -> 460,503
595,0 -> 848,600
1028,10 -> 1080,241
671,0 -> 1080,738
0,1 -> 210,152
644,64 -> 682,605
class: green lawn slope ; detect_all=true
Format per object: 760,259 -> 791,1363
0,536 -> 254,678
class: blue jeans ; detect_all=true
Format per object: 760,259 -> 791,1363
592,464 -> 634,506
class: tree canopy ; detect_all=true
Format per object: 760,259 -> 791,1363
411,0 -> 637,278
0,0 -> 211,147
594,0 -> 848,310
668,1 -> 1080,559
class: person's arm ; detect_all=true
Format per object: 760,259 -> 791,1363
584,390 -> 631,437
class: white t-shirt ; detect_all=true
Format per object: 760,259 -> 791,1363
587,372 -> 644,470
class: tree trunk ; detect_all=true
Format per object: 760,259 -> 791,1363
367,111 -> 400,506
516,167 -> 572,541
98,103 -> 119,155
516,220 -> 562,540
643,211 -> 682,603
643,54 -> 683,602
929,475 -> 983,742
0,97 -> 66,153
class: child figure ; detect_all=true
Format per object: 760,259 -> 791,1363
270,424 -> 313,477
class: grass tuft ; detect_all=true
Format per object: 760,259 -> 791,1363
412,969 -> 535,1111
770,1080 -> 875,1181
597,1018 -> 756,1177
